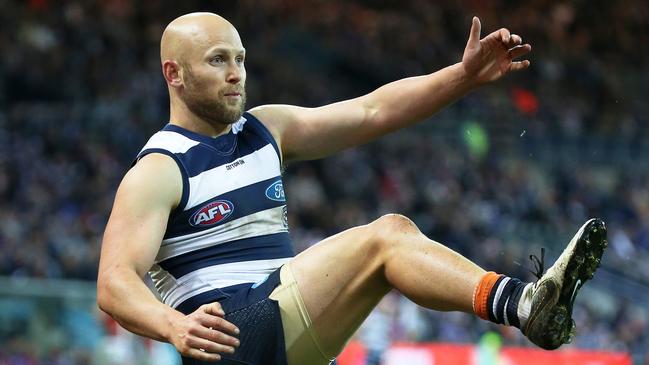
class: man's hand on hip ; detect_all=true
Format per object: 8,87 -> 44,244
169,302 -> 241,361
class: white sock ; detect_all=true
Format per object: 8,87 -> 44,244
517,283 -> 534,328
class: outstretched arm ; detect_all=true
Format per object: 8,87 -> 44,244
97,154 -> 240,361
250,17 -> 531,162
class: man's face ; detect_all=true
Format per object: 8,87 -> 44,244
180,29 -> 247,127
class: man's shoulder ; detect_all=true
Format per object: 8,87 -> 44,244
140,127 -> 201,155
121,152 -> 183,208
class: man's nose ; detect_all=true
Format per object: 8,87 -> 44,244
226,64 -> 242,84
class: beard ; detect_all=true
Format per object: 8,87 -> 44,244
182,69 -> 247,126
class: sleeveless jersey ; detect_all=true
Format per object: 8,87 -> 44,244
135,112 -> 294,309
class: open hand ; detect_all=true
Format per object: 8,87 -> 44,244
462,16 -> 532,85
169,302 -> 240,361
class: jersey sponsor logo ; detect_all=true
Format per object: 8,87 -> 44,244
265,180 -> 285,202
225,159 -> 245,170
189,200 -> 234,227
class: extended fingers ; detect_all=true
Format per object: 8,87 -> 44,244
509,44 -> 532,59
187,333 -> 237,354
198,313 -> 240,337
175,305 -> 243,361
508,34 -> 523,47
176,319 -> 240,360
508,38 -> 532,72
505,34 -> 532,69
176,335 -> 228,361
195,319 -> 241,348
467,16 -> 482,47
183,348 -> 223,362
488,29 -> 527,49
202,302 -> 225,317
499,28 -> 511,43
199,303 -> 240,336
510,60 -> 531,72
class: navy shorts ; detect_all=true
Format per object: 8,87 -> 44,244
178,268 -> 287,365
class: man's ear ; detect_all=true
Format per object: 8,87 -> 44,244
162,60 -> 183,88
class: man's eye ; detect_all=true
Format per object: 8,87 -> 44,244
211,56 -> 224,64
236,57 -> 245,64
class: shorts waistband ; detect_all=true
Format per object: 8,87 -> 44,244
176,267 -> 283,315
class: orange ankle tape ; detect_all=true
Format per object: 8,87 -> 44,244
473,271 -> 501,320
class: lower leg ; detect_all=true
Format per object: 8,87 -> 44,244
375,214 -> 529,326
381,226 -> 485,313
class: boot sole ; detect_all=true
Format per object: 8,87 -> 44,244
540,218 -> 608,346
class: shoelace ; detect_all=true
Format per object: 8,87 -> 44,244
528,247 -> 546,280
515,247 -> 546,280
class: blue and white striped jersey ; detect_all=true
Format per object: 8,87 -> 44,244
135,112 -> 294,310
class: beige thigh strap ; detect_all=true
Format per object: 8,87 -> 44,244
269,263 -> 335,365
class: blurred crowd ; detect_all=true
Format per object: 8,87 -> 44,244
1,0 -> 648,364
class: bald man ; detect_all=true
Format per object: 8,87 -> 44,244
97,12 -> 607,365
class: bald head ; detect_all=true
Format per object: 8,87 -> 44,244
160,12 -> 243,65
161,13 -> 248,131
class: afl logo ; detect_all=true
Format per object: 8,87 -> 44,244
265,180 -> 285,202
189,200 -> 234,227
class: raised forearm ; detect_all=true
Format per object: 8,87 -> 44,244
97,267 -> 182,342
364,62 -> 475,133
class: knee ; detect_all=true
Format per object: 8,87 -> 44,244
373,213 -> 419,233
365,214 -> 421,253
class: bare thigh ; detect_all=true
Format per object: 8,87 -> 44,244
288,222 -> 392,358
